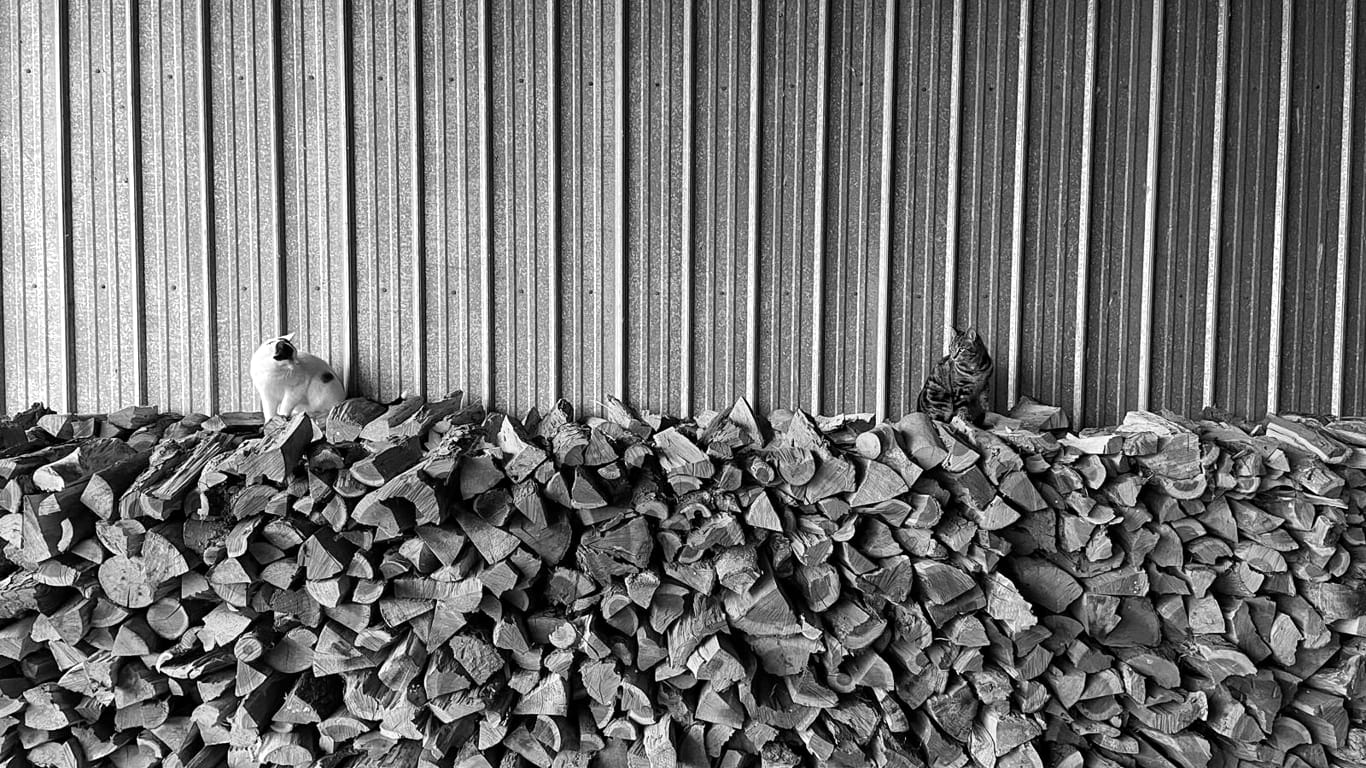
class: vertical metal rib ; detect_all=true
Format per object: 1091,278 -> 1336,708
1267,0 -> 1291,415
1137,0 -> 1164,410
57,0 -> 75,411
810,0 -> 828,414
745,0 -> 761,404
1203,0 -> 1228,409
409,0 -> 426,396
270,0 -> 286,337
873,0 -> 896,422
198,0 -> 218,413
680,0 -> 694,414
1073,0 -> 1097,424
477,0 -> 493,406
341,0 -> 359,398
1333,0 -> 1356,415
547,0 -> 560,400
1007,0 -> 1030,410
943,0 -> 963,349
613,0 -> 625,398
126,0 -> 147,404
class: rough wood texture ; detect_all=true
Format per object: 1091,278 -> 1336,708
0,399 -> 1364,768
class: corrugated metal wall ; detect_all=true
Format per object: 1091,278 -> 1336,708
0,0 -> 1360,426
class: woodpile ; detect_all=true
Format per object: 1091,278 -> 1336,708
0,394 -> 1363,768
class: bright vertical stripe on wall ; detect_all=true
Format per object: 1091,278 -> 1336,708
943,0 -> 963,351
873,0 -> 895,424
809,0 -> 828,415
1073,0 -> 1096,426
679,0 -> 694,414
1333,0 -> 1355,415
1007,0 -> 1031,411
1136,0 -> 1164,410
547,0 -> 561,403
1267,0 -> 1291,415
476,0 -> 492,407
612,0 -> 625,398
1203,0 -> 1228,410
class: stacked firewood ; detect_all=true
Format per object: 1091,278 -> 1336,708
0,392 -> 1364,768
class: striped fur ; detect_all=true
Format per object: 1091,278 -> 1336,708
916,328 -> 994,425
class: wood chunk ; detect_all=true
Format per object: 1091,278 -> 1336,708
1010,558 -> 1083,613
894,413 -> 950,469
1008,397 -> 1069,432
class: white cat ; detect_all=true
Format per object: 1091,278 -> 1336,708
249,333 -> 346,422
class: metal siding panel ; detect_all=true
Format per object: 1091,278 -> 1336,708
351,0 -> 421,403
0,4 -> 18,413
1083,0 -> 1154,426
279,0 -> 350,392
1150,0 -> 1218,418
1006,0 -> 1030,409
690,0 -> 754,413
756,0 -> 819,413
625,0 -> 686,413
421,0 -> 484,403
5,2 -> 1366,424
488,0 -> 554,415
69,0 -> 142,412
1018,0 -> 1084,422
209,0 -> 277,411
1331,0 -> 1355,414
888,0 -> 953,418
556,0 -> 619,416
0,2 -> 67,413
954,0 -> 1023,414
1215,0 -> 1281,420
822,0 -> 887,414
137,1 -> 213,414
1346,0 -> 1366,413
1281,0 -> 1346,414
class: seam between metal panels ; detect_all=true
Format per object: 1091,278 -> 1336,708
680,0 -> 694,415
126,0 -> 146,404
199,0 -> 218,413
1268,0 -> 1291,414
57,0 -> 76,412
411,0 -> 426,398
810,0 -> 828,414
1333,0 -> 1356,415
1137,0 -> 1164,410
1007,0 -> 1030,411
746,0 -> 761,405
341,0 -> 358,399
271,0 -> 287,337
1204,0 -> 1229,409
614,0 -> 625,398
1074,0 -> 1097,425
943,0 -> 963,349
547,0 -> 560,401
873,0 -> 895,423
477,0 -> 492,407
